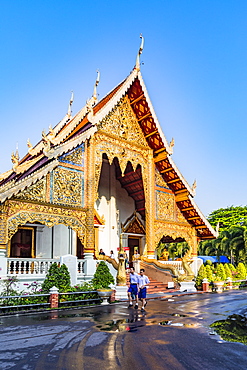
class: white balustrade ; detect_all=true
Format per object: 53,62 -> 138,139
7,258 -> 59,275
7,258 -> 86,276
159,260 -> 184,272
77,260 -> 85,275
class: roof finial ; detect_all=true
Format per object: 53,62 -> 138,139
67,91 -> 74,118
135,34 -> 144,72
93,70 -> 100,103
191,179 -> 197,195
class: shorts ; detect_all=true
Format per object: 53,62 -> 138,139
138,287 -> 147,299
128,284 -> 138,297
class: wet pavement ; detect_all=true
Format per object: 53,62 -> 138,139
0,289 -> 247,369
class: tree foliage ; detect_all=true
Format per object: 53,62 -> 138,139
236,262 -> 246,280
156,241 -> 189,260
42,263 -> 71,293
195,264 -> 207,287
199,206 -> 247,265
207,206 -> 247,231
92,261 -> 114,289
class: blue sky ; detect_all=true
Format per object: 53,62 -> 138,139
0,1 -> 246,217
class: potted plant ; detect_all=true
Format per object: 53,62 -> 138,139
213,277 -> 224,293
92,261 -> 114,304
213,264 -> 226,293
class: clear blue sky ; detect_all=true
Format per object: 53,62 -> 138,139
0,1 -> 246,217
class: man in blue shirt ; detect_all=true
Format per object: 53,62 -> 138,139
138,268 -> 150,312
128,267 -> 139,309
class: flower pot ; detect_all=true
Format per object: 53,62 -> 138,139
213,281 -> 224,293
97,289 -> 113,305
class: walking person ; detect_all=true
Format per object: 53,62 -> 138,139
127,267 -> 139,309
138,268 -> 150,312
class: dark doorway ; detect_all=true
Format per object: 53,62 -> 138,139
76,237 -> 84,259
128,237 -> 140,266
10,227 -> 34,258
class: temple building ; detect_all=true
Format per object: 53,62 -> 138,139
0,39 -> 216,285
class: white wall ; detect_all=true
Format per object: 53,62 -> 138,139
36,224 -> 76,258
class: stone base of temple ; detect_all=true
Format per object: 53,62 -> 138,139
179,281 -> 197,292
115,285 -> 128,300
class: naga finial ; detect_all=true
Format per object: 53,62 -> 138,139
27,138 -> 32,149
67,91 -> 74,118
135,34 -> 144,72
27,138 -> 35,156
11,150 -> 19,165
192,179 -> 197,194
170,138 -> 175,148
48,125 -> 55,138
11,146 -> 19,171
93,70 -> 100,103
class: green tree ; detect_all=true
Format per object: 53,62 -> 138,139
224,264 -> 232,279
215,263 -> 226,281
42,263 -> 71,293
207,206 -> 247,231
196,265 -> 207,287
92,261 -> 114,289
205,265 -> 213,282
236,262 -> 246,280
228,263 -> 236,273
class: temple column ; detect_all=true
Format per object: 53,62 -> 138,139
145,150 -> 156,259
84,137 -> 97,278
0,211 -> 8,276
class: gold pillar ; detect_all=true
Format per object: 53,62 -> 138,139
85,137 -> 95,254
192,230 -> 198,257
145,150 -> 156,258
0,206 -> 7,257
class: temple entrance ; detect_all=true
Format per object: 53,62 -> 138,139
128,236 -> 140,266
76,237 -> 84,259
156,235 -> 189,261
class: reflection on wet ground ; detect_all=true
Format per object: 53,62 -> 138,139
1,291 -> 247,369
210,314 -> 247,345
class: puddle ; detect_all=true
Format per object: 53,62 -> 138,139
159,321 -> 172,325
36,312 -> 96,321
159,321 -> 183,326
210,314 -> 247,345
96,318 -> 146,332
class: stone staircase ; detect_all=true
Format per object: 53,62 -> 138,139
148,278 -> 169,294
126,273 -> 177,295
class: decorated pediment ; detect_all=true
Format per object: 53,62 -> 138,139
122,212 -> 145,234
59,145 -> 84,166
15,177 -> 47,203
155,170 -> 169,188
98,96 -> 149,148
52,166 -> 83,207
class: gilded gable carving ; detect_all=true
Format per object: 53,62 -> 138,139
59,146 -> 84,166
154,220 -> 194,247
15,178 -> 46,202
98,96 -> 149,148
155,170 -> 169,188
53,167 -> 83,207
156,191 -> 175,221
5,200 -> 87,243
176,207 -> 187,223
125,220 -> 145,234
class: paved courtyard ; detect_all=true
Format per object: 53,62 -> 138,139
0,290 -> 247,370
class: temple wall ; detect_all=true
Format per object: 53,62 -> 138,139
96,160 -> 135,256
36,225 -> 76,258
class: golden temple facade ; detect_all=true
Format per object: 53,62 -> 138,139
0,47 -> 216,281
